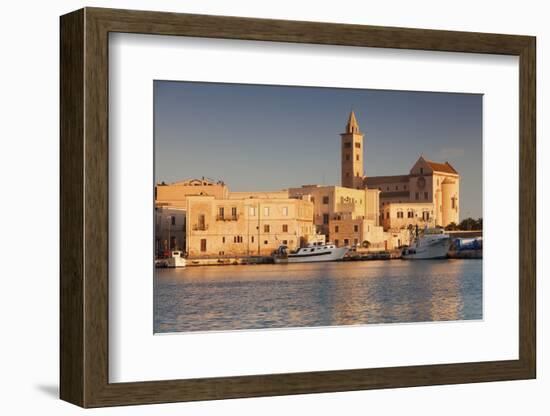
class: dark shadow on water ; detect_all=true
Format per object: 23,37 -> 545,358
35,384 -> 59,399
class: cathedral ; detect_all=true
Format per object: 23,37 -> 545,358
340,111 -> 460,229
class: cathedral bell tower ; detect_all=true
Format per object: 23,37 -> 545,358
340,111 -> 365,189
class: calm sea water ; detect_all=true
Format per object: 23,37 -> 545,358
154,259 -> 482,333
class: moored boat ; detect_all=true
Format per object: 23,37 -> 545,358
155,250 -> 187,268
401,227 -> 451,260
273,242 -> 348,264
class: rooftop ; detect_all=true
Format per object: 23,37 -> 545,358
424,159 -> 458,174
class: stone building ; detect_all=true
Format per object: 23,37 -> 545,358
185,194 -> 315,258
155,179 -> 317,258
154,206 -> 186,257
365,156 -> 460,230
155,178 -> 228,208
288,185 -> 387,249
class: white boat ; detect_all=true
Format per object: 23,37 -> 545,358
155,250 -> 187,268
273,242 -> 348,264
402,227 -> 451,260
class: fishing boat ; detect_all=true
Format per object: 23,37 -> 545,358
401,226 -> 451,260
273,242 -> 348,264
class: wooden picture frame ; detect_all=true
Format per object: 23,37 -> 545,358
60,7 -> 536,408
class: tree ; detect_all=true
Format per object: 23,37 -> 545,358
445,222 -> 459,231
457,217 -> 483,231
475,218 -> 483,229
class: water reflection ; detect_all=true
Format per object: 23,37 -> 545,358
154,259 -> 482,333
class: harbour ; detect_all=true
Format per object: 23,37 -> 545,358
154,259 -> 483,333
153,98 -> 483,333
156,229 -> 483,267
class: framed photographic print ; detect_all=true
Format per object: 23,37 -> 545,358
60,7 -> 536,407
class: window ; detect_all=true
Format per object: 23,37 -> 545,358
335,225 -> 339,233
282,240 -> 288,245
170,216 -> 176,226
282,206 -> 288,216
282,224 -> 288,233
264,224 -> 270,233
251,236 -> 255,243
415,192 -> 419,200
356,154 -> 360,161
397,211 -> 404,219
170,236 -> 176,250
420,167 -> 424,174
355,142 -> 361,148
395,185 -> 398,190
249,206 -> 256,216
422,212 -> 430,221
198,214 -> 205,230
264,240 -> 268,245
344,142 -> 351,148
404,185 -> 407,190
386,212 -> 390,219
424,192 -> 428,200
222,236 -> 225,243
452,197 -> 456,209
335,239 -> 339,247
322,196 -> 329,204
407,211 -> 414,218
323,214 -> 329,225
263,206 -> 270,216
231,207 -> 237,220
345,154 -> 350,161
233,235 -> 243,243
218,207 -> 224,219
344,239 -> 350,245
200,239 -> 207,252
354,225 -> 359,232
354,238 -> 359,246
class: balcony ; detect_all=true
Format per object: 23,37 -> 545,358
192,224 -> 209,231
216,214 -> 239,221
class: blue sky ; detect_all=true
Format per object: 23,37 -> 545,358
154,81 -> 482,220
